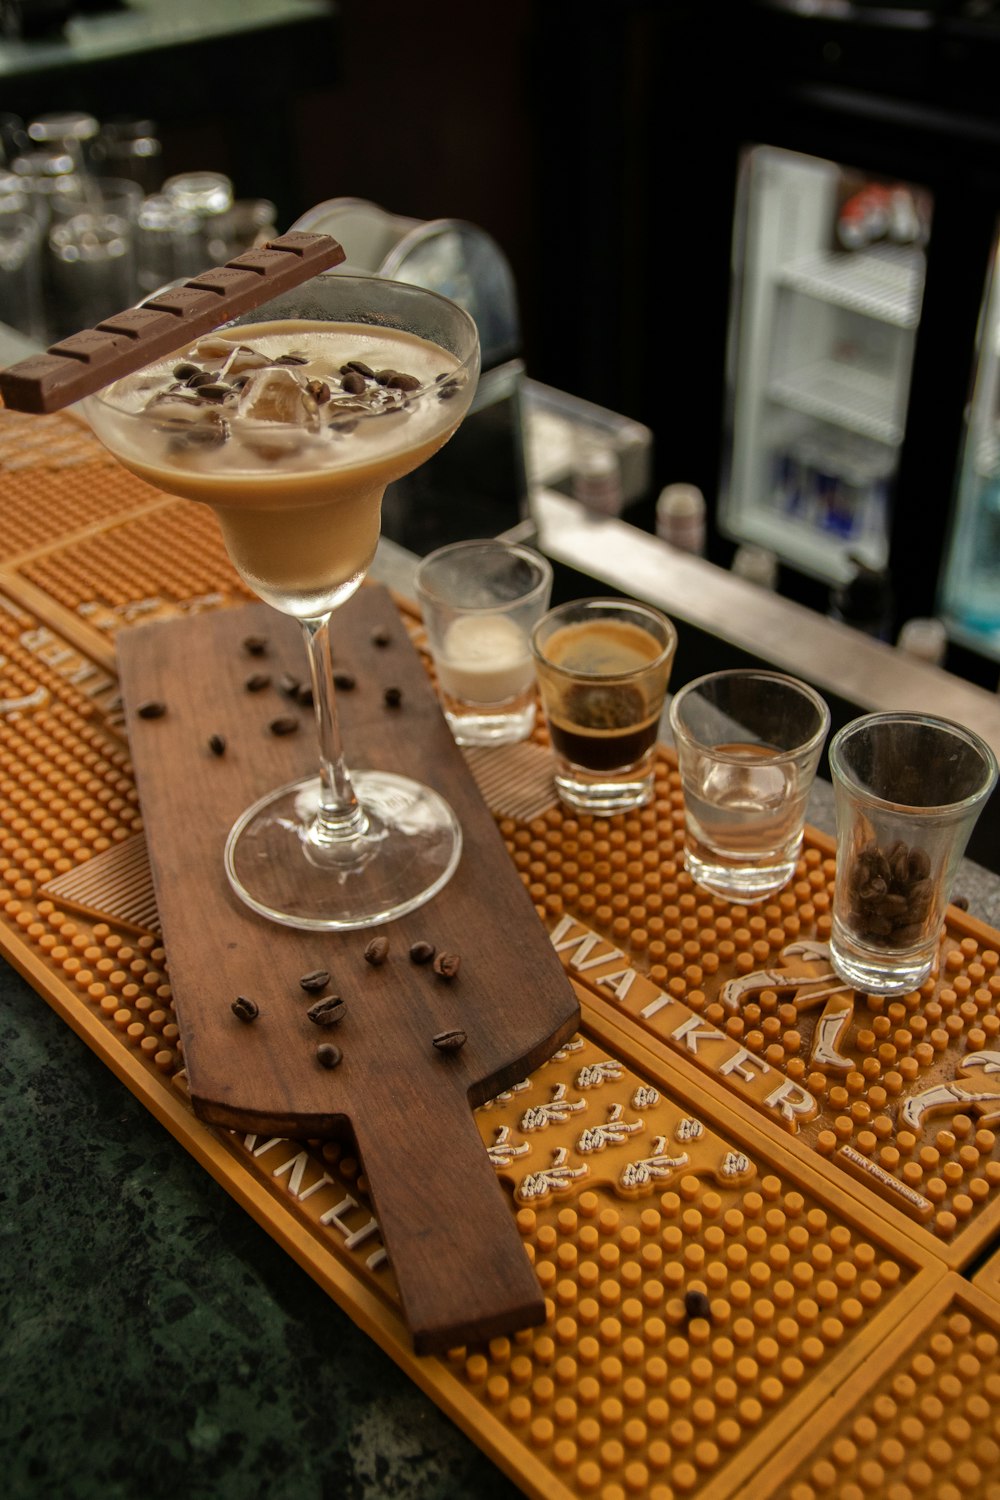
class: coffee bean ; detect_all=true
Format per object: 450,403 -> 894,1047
307,996 -> 346,1026
341,371 -> 367,395
373,368 -> 398,386
383,686 -> 403,709
296,684 -> 314,708
299,969 -> 331,992
231,995 -> 259,1023
306,379 -> 331,404
269,716 -> 299,736
342,360 -> 374,378
279,672 -> 301,696
843,836 -> 936,950
333,672 -> 356,691
186,370 -> 217,388
274,352 -> 309,366
173,361 -> 201,380
243,634 -> 268,656
317,1043 -> 342,1069
684,1290 -> 711,1321
245,672 -> 271,692
385,371 -> 420,391
432,1029 -> 467,1053
208,733 -> 227,757
137,700 -> 166,719
364,935 -> 390,966
371,629 -> 391,648
433,951 -> 461,979
409,941 -> 435,965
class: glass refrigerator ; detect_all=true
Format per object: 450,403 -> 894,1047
719,144 -> 932,592
938,225 -> 1000,662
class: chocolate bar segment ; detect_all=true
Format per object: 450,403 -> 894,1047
0,231 -> 346,415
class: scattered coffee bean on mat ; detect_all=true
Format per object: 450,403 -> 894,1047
316,1043 -> 342,1069
364,935 -> 389,966
269,716 -> 299,737
299,969 -> 331,992
433,1029 -> 467,1053
409,940 -> 435,965
383,686 -> 402,709
333,672 -> 356,691
433,952 -> 461,979
307,997 -> 346,1027
245,672 -> 271,693
208,733 -> 226,757
231,996 -> 259,1023
137,700 -> 166,720
684,1289 -> 711,1321
242,634 -> 268,656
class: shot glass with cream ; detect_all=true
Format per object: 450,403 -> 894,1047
416,539 -> 553,746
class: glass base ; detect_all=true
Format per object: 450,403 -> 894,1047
225,770 -> 462,931
829,921 -> 934,997
444,698 -> 536,746
682,845 -> 798,904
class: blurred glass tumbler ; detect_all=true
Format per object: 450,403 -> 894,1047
670,670 -> 830,902
829,713 -> 998,995
532,598 -> 677,814
416,540 -> 553,746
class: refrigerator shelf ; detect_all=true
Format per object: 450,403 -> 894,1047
723,503 -> 885,586
777,246 -> 923,328
768,358 -> 903,445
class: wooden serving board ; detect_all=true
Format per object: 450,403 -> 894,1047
115,585 -> 580,1353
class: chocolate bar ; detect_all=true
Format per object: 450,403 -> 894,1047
0,232 -> 347,415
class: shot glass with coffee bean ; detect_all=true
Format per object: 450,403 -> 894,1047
829,712 -> 997,995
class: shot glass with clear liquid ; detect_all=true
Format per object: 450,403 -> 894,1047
669,669 -> 831,903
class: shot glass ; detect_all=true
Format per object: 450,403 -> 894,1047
669,669 -> 830,902
416,539 -> 553,746
829,712 -> 998,995
531,598 -> 677,814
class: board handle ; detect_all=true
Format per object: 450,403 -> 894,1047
353,1091 -> 545,1355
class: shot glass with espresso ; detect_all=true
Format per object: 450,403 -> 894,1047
531,598 -> 677,814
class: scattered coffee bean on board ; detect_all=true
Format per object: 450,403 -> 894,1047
137,700 -> 166,720
299,969 -> 331,992
364,935 -> 389,966
208,733 -> 227,757
433,952 -> 461,979
231,996 -> 259,1023
279,672 -> 301,696
296,684 -> 314,708
242,635 -> 268,656
371,629 -> 391,648
307,996 -> 346,1027
433,1029 -> 467,1053
333,672 -> 356,691
269,716 -> 299,737
316,1043 -> 342,1069
245,672 -> 271,693
383,686 -> 403,709
409,940 -> 435,965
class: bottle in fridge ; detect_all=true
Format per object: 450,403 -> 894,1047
719,145 -> 931,592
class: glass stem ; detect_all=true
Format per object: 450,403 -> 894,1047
301,614 -> 369,844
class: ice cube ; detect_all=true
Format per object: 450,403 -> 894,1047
237,368 -> 320,431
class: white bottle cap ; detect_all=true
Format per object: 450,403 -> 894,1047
656,483 -> 705,553
896,617 -> 947,666
731,544 -> 778,590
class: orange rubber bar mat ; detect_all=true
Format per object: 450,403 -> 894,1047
2,411 -> 999,1499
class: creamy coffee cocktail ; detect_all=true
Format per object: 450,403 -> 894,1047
90,320 -> 466,617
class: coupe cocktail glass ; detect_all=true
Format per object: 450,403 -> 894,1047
85,273 -> 480,929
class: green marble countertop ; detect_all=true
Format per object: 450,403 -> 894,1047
1,963 -> 521,1500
